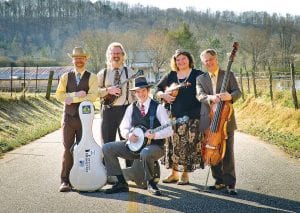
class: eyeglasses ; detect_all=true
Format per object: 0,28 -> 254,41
110,52 -> 123,55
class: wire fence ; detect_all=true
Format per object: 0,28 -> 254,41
0,66 -> 73,94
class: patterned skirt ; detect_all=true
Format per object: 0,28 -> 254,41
161,118 -> 203,172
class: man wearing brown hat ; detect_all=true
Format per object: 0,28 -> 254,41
102,76 -> 173,196
55,47 -> 98,192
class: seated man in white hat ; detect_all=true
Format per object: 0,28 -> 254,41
102,76 -> 173,196
55,47 -> 98,192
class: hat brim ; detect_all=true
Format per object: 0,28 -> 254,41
68,53 -> 90,59
129,84 -> 153,91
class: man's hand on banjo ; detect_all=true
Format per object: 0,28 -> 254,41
128,133 -> 139,143
145,130 -> 155,140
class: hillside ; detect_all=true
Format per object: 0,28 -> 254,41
0,0 -> 299,75
0,94 -> 62,154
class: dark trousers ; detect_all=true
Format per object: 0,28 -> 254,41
61,115 -> 82,184
102,141 -> 164,181
101,105 -> 128,143
211,131 -> 236,187
101,105 -> 132,167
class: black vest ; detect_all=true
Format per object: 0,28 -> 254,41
64,71 -> 90,117
131,100 -> 165,146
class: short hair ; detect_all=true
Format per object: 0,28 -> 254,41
170,49 -> 195,71
106,42 -> 127,68
200,49 -> 218,61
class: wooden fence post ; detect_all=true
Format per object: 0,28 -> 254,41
239,68 -> 244,101
45,70 -> 54,100
268,65 -> 274,107
290,63 -> 298,109
22,63 -> 26,99
246,71 -> 250,94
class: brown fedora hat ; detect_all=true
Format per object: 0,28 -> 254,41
130,76 -> 153,91
68,47 -> 90,58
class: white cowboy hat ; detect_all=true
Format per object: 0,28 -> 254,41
68,47 -> 90,58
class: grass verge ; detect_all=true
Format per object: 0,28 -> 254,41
235,95 -> 300,158
0,94 -> 62,155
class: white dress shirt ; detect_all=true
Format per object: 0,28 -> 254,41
120,97 -> 173,140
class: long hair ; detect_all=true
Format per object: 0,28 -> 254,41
170,49 -> 195,71
105,42 -> 127,68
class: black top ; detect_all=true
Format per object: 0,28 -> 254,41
155,69 -> 204,119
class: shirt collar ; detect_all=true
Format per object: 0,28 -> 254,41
209,69 -> 219,78
111,66 -> 123,71
74,70 -> 85,77
138,97 -> 151,109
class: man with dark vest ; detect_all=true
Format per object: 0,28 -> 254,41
102,76 -> 173,196
55,47 -> 98,192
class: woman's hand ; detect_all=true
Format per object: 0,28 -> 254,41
160,93 -> 176,104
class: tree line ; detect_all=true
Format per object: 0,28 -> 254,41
0,0 -> 299,78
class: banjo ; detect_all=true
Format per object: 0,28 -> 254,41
69,101 -> 107,191
126,116 -> 189,154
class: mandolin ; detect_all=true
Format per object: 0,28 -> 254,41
101,69 -> 143,107
165,82 -> 191,97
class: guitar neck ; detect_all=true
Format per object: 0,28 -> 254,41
118,78 -> 131,87
165,83 -> 188,92
220,61 -> 233,93
149,120 -> 176,134
117,70 -> 142,87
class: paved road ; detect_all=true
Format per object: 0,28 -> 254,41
0,116 -> 299,213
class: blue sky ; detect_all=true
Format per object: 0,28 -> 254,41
91,0 -> 298,16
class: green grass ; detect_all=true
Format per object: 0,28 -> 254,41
235,94 -> 300,158
0,93 -> 63,155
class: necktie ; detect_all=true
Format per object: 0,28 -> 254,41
140,104 -> 145,117
113,69 -> 120,86
211,74 -> 217,95
76,73 -> 81,86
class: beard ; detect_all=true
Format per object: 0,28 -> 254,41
75,62 -> 85,69
111,56 -> 123,66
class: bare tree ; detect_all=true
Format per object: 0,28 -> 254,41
277,15 -> 298,70
261,36 -> 279,106
241,27 -> 269,98
144,30 -> 174,82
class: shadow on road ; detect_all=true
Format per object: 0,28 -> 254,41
72,182 -> 299,212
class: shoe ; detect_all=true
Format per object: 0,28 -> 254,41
177,176 -> 189,185
107,176 -> 118,185
147,184 -> 162,196
59,182 -> 71,192
209,183 -> 226,190
105,182 -> 129,194
162,175 -> 179,183
226,186 -> 238,195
